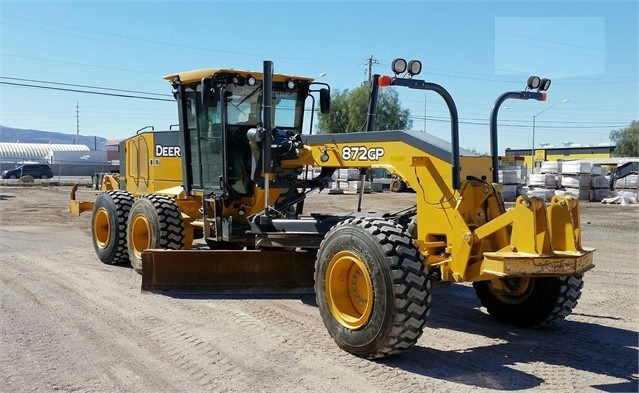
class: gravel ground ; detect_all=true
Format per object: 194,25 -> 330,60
0,185 -> 637,392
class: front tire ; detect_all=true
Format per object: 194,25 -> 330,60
127,194 -> 185,274
473,275 -> 584,327
315,217 -> 431,359
91,190 -> 134,265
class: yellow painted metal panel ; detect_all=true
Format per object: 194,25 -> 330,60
164,68 -> 314,85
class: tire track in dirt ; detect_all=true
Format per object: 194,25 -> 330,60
0,230 -> 205,392
235,298 -> 463,392
2,187 -> 637,392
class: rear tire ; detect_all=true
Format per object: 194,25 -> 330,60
91,190 -> 134,265
315,217 -> 431,359
390,178 -> 407,193
127,194 -> 185,274
473,275 -> 583,327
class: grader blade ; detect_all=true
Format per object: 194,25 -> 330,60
141,249 -> 316,294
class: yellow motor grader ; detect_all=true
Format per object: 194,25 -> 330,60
71,59 -> 594,359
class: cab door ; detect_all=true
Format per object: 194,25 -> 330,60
177,85 -> 225,195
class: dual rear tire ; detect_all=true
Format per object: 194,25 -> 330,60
92,190 -> 134,265
127,195 -> 185,273
91,192 -> 184,273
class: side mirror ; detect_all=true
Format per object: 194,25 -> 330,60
319,88 -> 330,114
201,77 -> 219,108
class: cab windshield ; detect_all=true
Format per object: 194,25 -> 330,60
226,82 -> 301,129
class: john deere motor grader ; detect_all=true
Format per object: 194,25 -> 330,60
75,59 -> 594,359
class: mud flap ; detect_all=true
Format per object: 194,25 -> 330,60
141,249 -> 316,294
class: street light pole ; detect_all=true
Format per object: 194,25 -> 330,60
505,99 -> 569,169
532,114 -> 536,158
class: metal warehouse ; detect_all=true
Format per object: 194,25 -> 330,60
0,142 -> 90,163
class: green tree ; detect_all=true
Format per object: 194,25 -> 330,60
316,82 -> 412,133
465,146 -> 489,156
609,121 -> 638,157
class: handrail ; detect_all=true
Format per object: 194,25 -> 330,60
388,77 -> 461,190
489,91 -> 546,183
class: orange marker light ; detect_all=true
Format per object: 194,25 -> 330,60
378,75 -> 392,87
540,92 -> 547,101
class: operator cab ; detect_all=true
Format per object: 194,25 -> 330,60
166,68 -> 328,200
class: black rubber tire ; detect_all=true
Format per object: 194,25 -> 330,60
9,174 -> 17,179
390,179 -> 407,193
473,275 -> 584,327
91,190 -> 134,265
315,217 -> 431,359
126,194 -> 185,274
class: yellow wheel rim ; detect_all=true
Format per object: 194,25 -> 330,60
93,207 -> 111,249
488,277 -> 533,304
130,214 -> 151,259
326,251 -> 374,330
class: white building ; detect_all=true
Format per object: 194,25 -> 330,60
0,142 -> 91,164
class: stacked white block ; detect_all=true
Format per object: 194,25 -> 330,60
498,169 -> 525,201
559,161 -> 593,201
521,186 -> 555,201
337,168 -> 361,181
590,175 -> 614,202
561,161 -> 593,175
499,170 -> 519,185
562,186 -> 591,200
562,173 -> 591,188
540,160 -> 562,174
524,172 -> 557,201
500,185 -> 523,202
329,168 -> 361,190
539,161 -> 562,187
528,173 -> 558,188
614,173 -> 638,189
614,174 -> 638,200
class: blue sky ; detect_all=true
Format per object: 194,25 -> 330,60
1,0 -> 637,155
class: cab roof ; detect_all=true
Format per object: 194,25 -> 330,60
164,68 -> 314,85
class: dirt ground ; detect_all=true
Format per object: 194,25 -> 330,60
0,184 -> 637,392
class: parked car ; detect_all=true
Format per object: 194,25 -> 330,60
1,164 -> 54,179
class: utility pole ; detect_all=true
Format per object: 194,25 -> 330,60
75,102 -> 80,145
366,55 -> 381,83
423,95 -> 427,132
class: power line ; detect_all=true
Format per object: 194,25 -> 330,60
0,81 -> 174,102
1,53 -> 162,76
1,76 -> 170,97
409,115 -> 626,129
